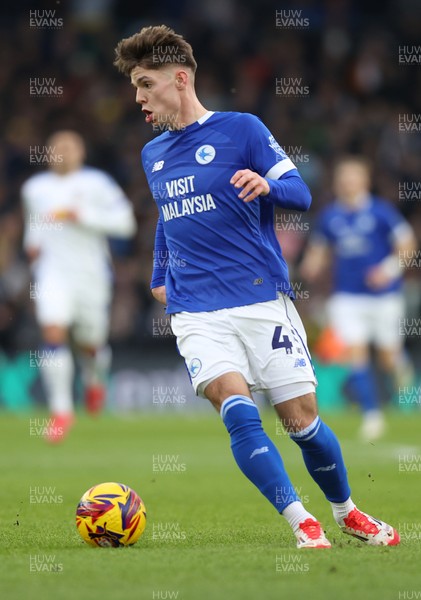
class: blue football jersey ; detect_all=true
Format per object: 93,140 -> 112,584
314,196 -> 409,295
142,111 -> 307,313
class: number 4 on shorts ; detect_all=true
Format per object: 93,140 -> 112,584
271,326 -> 293,353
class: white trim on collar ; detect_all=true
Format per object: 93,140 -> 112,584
197,111 -> 215,124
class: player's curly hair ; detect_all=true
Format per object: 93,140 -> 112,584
114,25 -> 197,76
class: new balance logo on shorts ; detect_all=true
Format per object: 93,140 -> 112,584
294,358 -> 306,368
314,463 -> 336,472
250,446 -> 269,459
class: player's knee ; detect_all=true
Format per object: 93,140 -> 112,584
204,372 -> 251,413
377,349 -> 397,373
76,342 -> 101,356
276,392 -> 318,432
42,325 -> 68,346
345,344 -> 370,366
292,402 -> 318,432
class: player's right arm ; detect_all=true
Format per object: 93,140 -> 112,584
299,210 -> 332,282
150,216 -> 167,305
21,180 -> 41,264
300,240 -> 331,283
365,204 -> 417,290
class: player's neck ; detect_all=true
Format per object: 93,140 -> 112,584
341,191 -> 370,209
171,98 -> 209,130
51,165 -> 81,176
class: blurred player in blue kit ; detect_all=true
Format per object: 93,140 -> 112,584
115,25 -> 400,548
301,157 -> 416,440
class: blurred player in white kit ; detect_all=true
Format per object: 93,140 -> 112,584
22,131 -> 136,442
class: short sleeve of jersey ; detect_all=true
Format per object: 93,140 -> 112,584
377,200 -> 413,242
240,114 -> 296,180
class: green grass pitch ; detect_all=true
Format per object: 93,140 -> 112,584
1,408 -> 421,600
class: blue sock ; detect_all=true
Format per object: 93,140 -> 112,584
289,416 -> 351,503
221,396 -> 299,513
346,366 -> 380,413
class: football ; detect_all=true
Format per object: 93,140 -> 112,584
76,482 -> 147,547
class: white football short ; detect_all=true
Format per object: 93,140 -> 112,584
328,292 -> 405,349
33,268 -> 111,346
171,293 -> 317,402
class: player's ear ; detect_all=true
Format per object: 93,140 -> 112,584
174,70 -> 189,89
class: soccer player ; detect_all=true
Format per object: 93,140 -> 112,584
300,157 -> 416,440
22,131 -> 136,442
114,26 -> 400,548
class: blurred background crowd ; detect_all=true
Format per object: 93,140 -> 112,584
0,0 -> 420,400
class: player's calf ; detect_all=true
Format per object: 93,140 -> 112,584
273,389 -> 400,547
218,391 -> 331,548
77,345 -> 111,414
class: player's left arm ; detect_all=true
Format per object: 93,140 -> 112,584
73,174 -> 137,238
365,208 -> 417,289
150,216 -> 168,305
230,114 -> 311,210
21,182 -> 42,263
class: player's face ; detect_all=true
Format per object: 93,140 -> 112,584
47,132 -> 86,174
131,66 -> 182,128
333,163 -> 370,202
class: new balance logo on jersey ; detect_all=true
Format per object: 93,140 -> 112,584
250,446 -> 269,459
152,160 -> 164,172
294,358 -> 306,368
314,463 -> 336,472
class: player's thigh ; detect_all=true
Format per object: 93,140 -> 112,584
231,294 -> 317,395
372,294 -> 405,351
328,293 -> 370,347
171,310 -> 254,399
33,272 -> 73,331
73,277 -> 111,348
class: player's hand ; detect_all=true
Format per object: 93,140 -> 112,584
299,260 -> 317,283
50,209 -> 78,222
230,169 -> 270,202
365,265 -> 394,290
151,285 -> 167,305
25,246 -> 41,263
